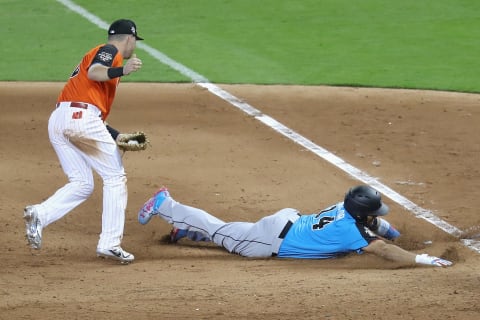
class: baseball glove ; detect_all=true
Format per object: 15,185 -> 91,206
116,131 -> 149,151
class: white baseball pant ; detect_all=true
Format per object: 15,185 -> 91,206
33,102 -> 127,250
157,196 -> 301,257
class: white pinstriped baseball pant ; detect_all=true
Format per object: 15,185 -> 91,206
33,102 -> 127,250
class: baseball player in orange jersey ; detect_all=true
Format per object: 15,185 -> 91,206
23,19 -> 144,264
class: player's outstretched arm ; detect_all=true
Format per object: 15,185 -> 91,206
363,239 -> 453,267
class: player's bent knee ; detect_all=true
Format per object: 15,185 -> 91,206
69,180 -> 94,198
102,174 -> 127,187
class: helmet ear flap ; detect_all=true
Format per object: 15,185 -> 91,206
343,196 -> 358,220
344,194 -> 368,221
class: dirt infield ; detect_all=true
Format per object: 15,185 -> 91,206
1,82 -> 479,319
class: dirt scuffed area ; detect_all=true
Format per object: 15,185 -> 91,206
1,82 -> 479,319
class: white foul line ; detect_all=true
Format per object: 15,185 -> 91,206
57,0 -> 480,254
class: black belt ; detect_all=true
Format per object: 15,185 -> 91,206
278,221 -> 293,239
279,213 -> 301,239
272,213 -> 301,257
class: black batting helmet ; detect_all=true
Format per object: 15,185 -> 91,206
343,185 -> 389,221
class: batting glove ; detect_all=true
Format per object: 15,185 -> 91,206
415,253 -> 453,267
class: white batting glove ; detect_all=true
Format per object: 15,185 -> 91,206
415,253 -> 453,267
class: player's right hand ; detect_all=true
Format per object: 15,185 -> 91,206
124,54 -> 142,75
415,253 -> 453,267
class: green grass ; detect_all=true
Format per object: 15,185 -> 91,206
2,0 -> 480,92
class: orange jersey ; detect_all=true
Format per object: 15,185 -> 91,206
57,44 -> 124,120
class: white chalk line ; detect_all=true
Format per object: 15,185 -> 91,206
57,0 -> 480,254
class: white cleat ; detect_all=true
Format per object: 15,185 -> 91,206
24,205 -> 43,250
96,246 -> 135,264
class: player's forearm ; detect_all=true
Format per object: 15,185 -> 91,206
106,124 -> 120,140
364,240 -> 452,267
376,242 -> 416,265
88,64 -> 123,82
364,240 -> 416,266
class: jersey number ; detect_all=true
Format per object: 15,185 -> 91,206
313,205 -> 336,230
312,216 -> 334,230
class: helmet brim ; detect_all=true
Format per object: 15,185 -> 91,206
372,202 -> 389,216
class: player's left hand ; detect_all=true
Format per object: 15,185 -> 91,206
116,131 -> 148,151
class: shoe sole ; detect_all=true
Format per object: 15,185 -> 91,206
138,196 -> 158,225
138,188 -> 168,225
97,255 -> 133,265
96,251 -> 134,264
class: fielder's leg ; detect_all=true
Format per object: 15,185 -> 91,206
24,107 -> 95,249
